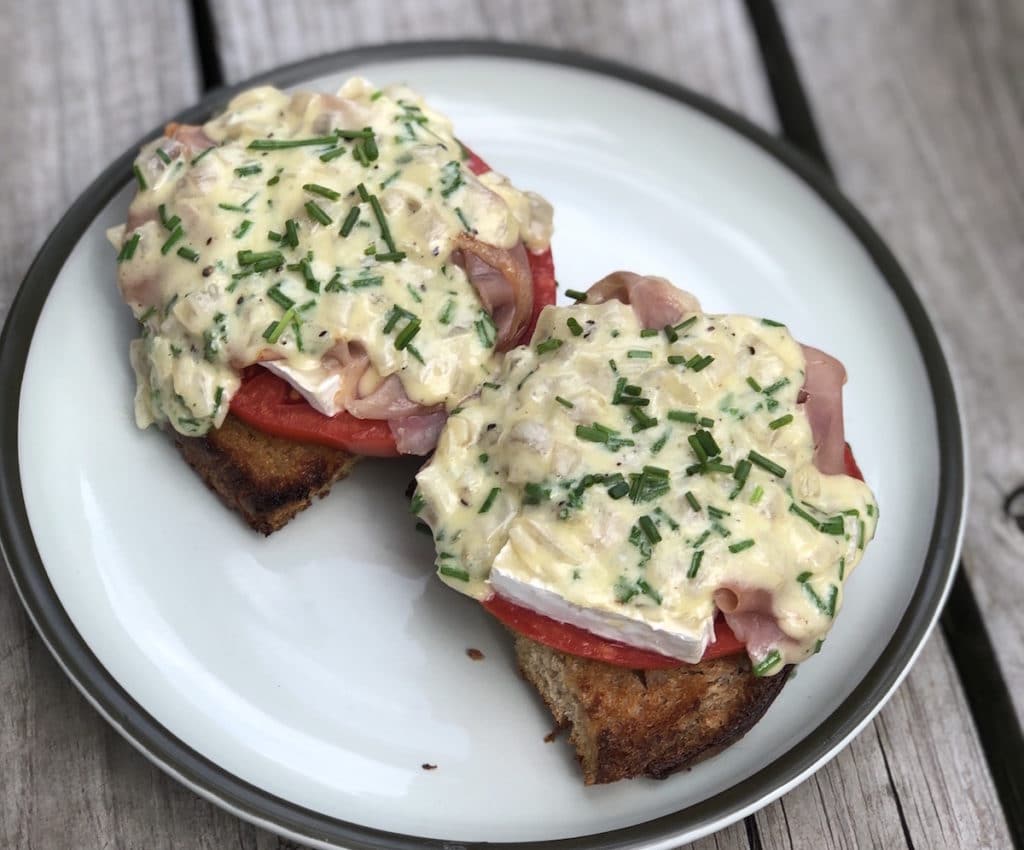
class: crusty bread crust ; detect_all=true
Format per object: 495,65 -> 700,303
173,413 -> 359,535
514,635 -> 789,784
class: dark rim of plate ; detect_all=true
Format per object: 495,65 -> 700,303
0,41 -> 964,850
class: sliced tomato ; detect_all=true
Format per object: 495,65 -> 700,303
482,594 -> 745,670
228,146 -> 555,455
844,442 -> 864,481
229,367 -> 401,456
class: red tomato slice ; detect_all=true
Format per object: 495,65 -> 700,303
228,146 -> 555,455
485,445 -> 866,669
481,594 -> 745,670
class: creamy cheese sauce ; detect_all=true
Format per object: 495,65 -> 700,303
109,79 -> 552,435
415,301 -> 878,671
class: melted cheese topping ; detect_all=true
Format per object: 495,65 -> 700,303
109,79 -> 552,435
415,301 -> 878,670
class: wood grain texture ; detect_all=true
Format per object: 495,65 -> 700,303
777,0 -> 1024,726
208,0 -> 776,130
0,0 -> 1015,848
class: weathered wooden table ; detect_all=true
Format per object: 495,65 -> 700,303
2,1 -> 1021,847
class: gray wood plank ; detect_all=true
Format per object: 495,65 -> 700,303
777,0 -> 1024,735
208,0 -> 777,130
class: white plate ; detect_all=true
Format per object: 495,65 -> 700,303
0,44 -> 966,849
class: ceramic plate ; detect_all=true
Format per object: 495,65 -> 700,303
0,43 -> 965,849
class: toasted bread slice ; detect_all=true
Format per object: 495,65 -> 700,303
174,413 -> 359,535
514,635 -> 789,784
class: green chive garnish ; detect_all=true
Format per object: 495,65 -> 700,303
248,135 -> 340,150
748,450 -> 786,478
439,565 -> 470,581
266,285 -> 294,310
303,183 -> 340,201
176,246 -> 199,263
339,206 -> 360,236
669,410 -> 698,424
576,424 -> 608,443
319,145 -> 346,162
686,491 -> 701,512
761,318 -> 785,327
627,349 -> 652,359
565,289 -> 588,302
752,649 -> 782,676
132,164 -> 147,190
233,219 -> 253,239
567,317 -> 584,336
235,164 -> 262,177
160,226 -> 184,255
536,338 -> 563,354
746,377 -> 762,392
394,318 -> 421,351
479,487 -> 501,514
305,200 -> 332,226
190,146 -> 216,165
728,538 -> 756,554
688,550 -> 704,579
117,233 -> 141,262
607,481 -> 630,499
769,414 -> 794,430
555,396 -> 574,409
674,316 -> 698,332
764,377 -> 790,395
667,355 -> 687,365
155,148 -> 172,164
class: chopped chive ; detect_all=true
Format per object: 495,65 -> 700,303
335,127 -> 374,140
687,550 -> 704,579
160,226 -> 184,255
132,164 -> 148,190
764,377 -> 791,395
155,147 -> 172,165
319,145 -> 346,162
789,502 -> 821,529
640,328 -> 659,338
692,530 -> 712,549
266,285 -> 295,310
730,458 -> 752,500
303,183 -> 340,201
284,218 -> 299,248
637,578 -> 662,604
688,434 -> 708,463
728,538 -> 756,554
262,306 -> 296,344
673,316 -> 698,332
267,174 -> 280,186
607,481 -> 630,499
190,146 -> 216,165
176,246 -> 199,263
218,192 -> 258,213
299,258 -> 319,292
375,251 -> 407,262
667,355 -> 687,365
700,416 -> 716,427
761,318 -> 785,327
651,430 -> 670,455
248,135 -> 341,150
663,324 -> 679,343
623,384 -> 642,396
439,565 -> 470,581
839,557 -> 846,580
479,453 -> 489,464
438,298 -> 455,324
629,407 -> 658,432
406,344 -> 424,364
268,230 -> 282,242
234,163 -> 262,177
686,491 -> 701,512
566,317 -> 584,336
608,359 -> 619,374
746,377 -> 762,392
769,414 -> 794,430
707,505 -> 730,520
478,487 -> 501,514
536,338 -> 564,354
820,515 -> 846,536
752,650 -> 782,676
695,429 -> 720,457
555,396 -> 574,409
565,289 -> 588,302
669,410 -> 698,424
797,571 -> 813,583
351,275 -> 384,288
454,206 -> 472,232
523,482 -> 551,505
138,306 -> 157,324
339,206 -> 360,236
380,170 -> 402,189
305,200 -> 332,226
748,450 -> 786,478
394,318 -> 422,350
410,492 -> 426,514
117,232 -> 141,262
750,484 -> 765,505
803,582 -> 839,617
704,461 -> 735,474
691,355 -> 715,372
627,349 -> 652,359
638,515 -> 662,545
576,424 -> 608,443
233,219 -> 253,239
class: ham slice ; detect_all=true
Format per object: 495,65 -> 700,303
390,411 -> 448,455
586,271 -> 701,329
345,374 -> 437,421
713,588 -> 796,662
454,234 -> 534,351
799,345 -> 848,475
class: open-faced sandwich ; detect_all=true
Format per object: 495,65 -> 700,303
109,79 -> 554,533
414,272 -> 878,784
